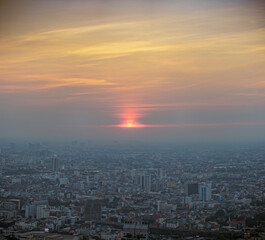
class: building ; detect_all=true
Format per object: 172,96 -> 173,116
184,183 -> 199,196
52,157 -> 59,172
120,221 -> 149,240
136,174 -> 151,192
25,205 -> 37,218
157,168 -> 166,179
157,200 -> 161,212
8,199 -> 20,210
59,177 -> 68,185
199,184 -> 212,202
84,198 -> 102,220
36,205 -> 50,219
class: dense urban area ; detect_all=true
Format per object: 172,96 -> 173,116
0,141 -> 265,240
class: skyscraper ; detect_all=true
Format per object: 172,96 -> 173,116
184,183 -> 199,196
52,157 -> 59,172
136,174 -> 151,192
199,185 -> 212,202
84,198 -> 102,220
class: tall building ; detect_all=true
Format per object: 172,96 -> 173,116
25,205 -> 37,218
25,200 -> 49,218
157,168 -> 166,179
184,183 -> 199,196
36,205 -> 50,219
84,198 -> 102,220
52,157 -> 59,172
199,185 -> 212,202
136,174 -> 151,192
157,200 -> 161,212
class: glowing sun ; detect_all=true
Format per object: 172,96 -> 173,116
122,120 -> 139,128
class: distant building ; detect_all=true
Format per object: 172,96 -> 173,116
120,221 -> 148,240
59,177 -> 68,185
136,174 -> 151,192
84,198 -> 102,220
8,199 -> 20,210
157,168 -> 166,179
25,205 -> 37,218
157,200 -> 161,212
36,205 -> 50,219
199,184 -> 212,202
12,178 -> 21,184
52,157 -> 59,172
25,200 -> 49,218
184,183 -> 199,196
184,196 -> 193,204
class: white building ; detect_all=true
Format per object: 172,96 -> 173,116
36,205 -> 50,219
25,205 -> 36,218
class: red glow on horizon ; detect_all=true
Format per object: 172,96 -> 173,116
120,119 -> 143,128
104,121 -> 265,128
115,107 -> 147,128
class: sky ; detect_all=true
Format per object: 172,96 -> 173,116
0,0 -> 265,143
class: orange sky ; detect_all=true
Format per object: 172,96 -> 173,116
0,0 -> 265,141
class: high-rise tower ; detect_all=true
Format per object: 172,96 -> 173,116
52,157 -> 59,172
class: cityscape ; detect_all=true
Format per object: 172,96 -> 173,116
0,141 -> 265,239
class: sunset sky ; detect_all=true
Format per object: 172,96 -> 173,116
0,0 -> 265,142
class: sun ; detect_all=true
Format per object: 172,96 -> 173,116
122,120 -> 139,128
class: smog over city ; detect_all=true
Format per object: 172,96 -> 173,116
0,0 -> 265,239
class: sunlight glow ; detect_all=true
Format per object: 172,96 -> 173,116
121,120 -> 141,128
